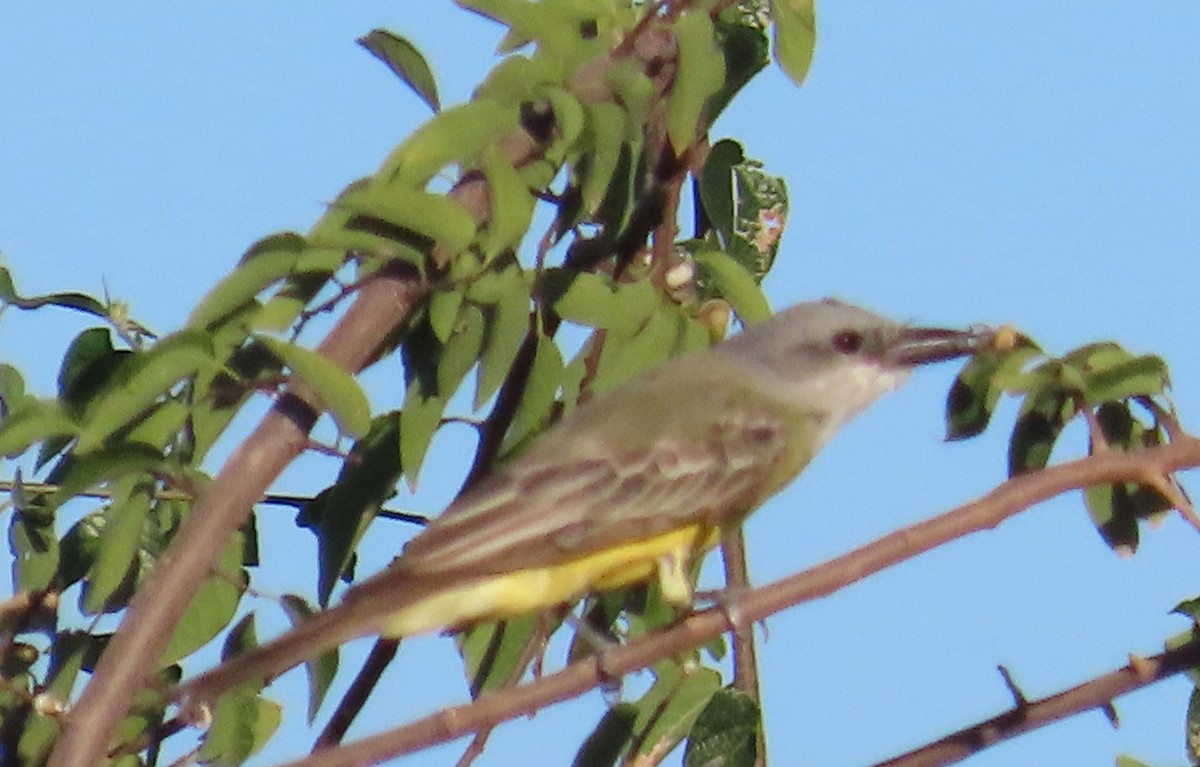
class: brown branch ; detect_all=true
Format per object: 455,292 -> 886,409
48,264 -> 426,767
876,640 -> 1200,767
719,529 -> 765,767
264,436 -> 1200,767
312,639 -> 401,751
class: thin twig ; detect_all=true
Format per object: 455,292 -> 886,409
876,641 -> 1200,767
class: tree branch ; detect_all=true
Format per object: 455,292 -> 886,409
262,436 -> 1200,767
49,264 -> 426,767
876,639 -> 1200,767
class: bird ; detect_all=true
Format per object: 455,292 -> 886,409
170,297 -> 993,706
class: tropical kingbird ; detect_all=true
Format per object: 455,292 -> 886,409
171,298 -> 992,705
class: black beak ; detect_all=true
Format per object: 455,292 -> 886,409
886,325 -> 994,366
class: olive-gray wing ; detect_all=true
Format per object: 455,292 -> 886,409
395,410 -> 790,577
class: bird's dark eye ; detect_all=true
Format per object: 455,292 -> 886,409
832,330 -> 864,354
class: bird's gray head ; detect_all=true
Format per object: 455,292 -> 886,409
717,298 -> 991,451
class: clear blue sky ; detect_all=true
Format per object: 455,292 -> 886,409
3,4 -> 1200,766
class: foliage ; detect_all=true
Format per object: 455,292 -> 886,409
0,2 -> 1194,767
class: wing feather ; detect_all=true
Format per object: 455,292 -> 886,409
397,403 -> 792,578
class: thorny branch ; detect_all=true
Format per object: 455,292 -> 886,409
255,436 -> 1200,767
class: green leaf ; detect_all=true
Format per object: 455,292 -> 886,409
1188,689 -> 1200,766
668,10 -> 726,150
697,139 -> 745,242
77,331 -> 217,452
358,29 -> 440,113
437,303 -> 487,397
188,233 -> 311,330
258,336 -> 371,438
705,8 -> 771,122
428,288 -> 466,343
0,264 -> 108,318
479,144 -> 536,260
161,532 -> 247,666
541,270 -> 620,329
297,412 -> 404,606
308,202 -> 428,270
456,614 -> 543,697
591,305 -> 679,393
58,511 -> 103,589
632,663 -> 722,759
0,363 -> 28,409
693,250 -> 771,325
727,157 -> 788,279
771,0 -> 817,86
0,400 -> 78,459
57,328 -> 131,416
281,595 -> 340,723
83,478 -> 153,614
380,99 -> 520,187
475,271 -> 531,408
200,687 -> 283,765
501,332 -> 564,453
9,509 -> 59,592
581,102 -> 629,217
573,704 -> 638,767
945,340 -> 1041,440
684,686 -> 760,767
1083,354 -> 1169,405
333,183 -> 478,259
399,386 -> 446,490
42,443 -> 164,511
1007,381 -> 1073,476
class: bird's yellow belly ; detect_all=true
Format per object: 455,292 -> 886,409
380,524 -> 721,638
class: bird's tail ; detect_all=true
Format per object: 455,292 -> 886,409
168,588 -> 412,709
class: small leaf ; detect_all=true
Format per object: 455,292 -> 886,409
541,269 -> 620,328
399,387 -> 446,490
697,139 -> 745,243
1082,354 -> 1169,405
187,233 -> 308,330
0,400 -> 78,459
945,340 -> 1041,440
635,664 -> 723,759
200,687 -> 283,765
480,144 -> 537,259
333,183 -> 478,259
501,333 -> 564,453
772,0 -> 817,86
456,614 -> 543,698
83,478 -> 153,614
160,533 -> 246,665
475,273 -> 531,408
298,413 -> 404,607
580,102 -> 629,217
9,509 -> 59,592
592,305 -> 679,393
77,331 -> 217,452
281,595 -> 340,722
668,10 -> 727,150
381,99 -> 519,187
258,336 -> 371,438
573,704 -> 638,767
359,29 -> 440,113
693,251 -> 771,325
0,264 -> 109,318
429,288 -> 466,343
437,303 -> 486,397
684,687 -> 760,767
1007,383 -> 1072,476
